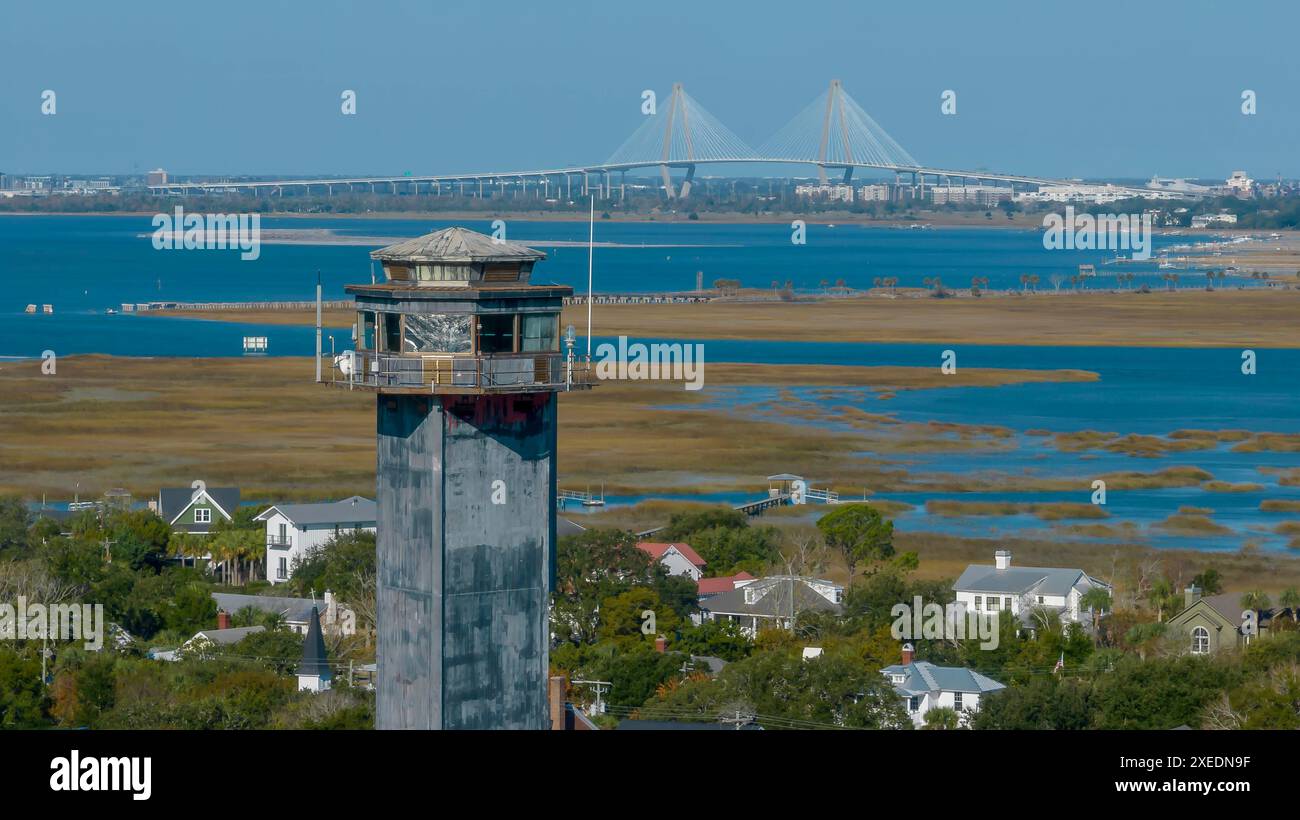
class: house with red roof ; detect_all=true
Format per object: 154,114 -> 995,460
637,541 -> 706,581
696,571 -> 756,598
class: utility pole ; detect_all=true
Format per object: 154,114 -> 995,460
571,679 -> 612,715
721,710 -> 753,730
315,272 -> 323,383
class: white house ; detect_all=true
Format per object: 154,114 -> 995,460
256,496 -> 376,585
636,541 -> 706,581
881,644 -> 1005,727
952,550 -> 1110,628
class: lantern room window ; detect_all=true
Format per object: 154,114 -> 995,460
404,314 -> 472,354
477,314 -> 516,354
520,314 -> 559,352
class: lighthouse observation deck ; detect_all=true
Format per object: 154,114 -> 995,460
325,227 -> 596,395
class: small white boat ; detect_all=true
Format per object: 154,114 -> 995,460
42,304 -> 53,314
24,304 -> 36,314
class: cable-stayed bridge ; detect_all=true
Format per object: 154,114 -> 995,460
150,80 -> 1149,199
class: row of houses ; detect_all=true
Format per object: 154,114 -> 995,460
638,541 -> 1113,726
150,485 -> 376,584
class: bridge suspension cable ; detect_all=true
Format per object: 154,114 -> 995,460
605,82 -> 756,166
758,79 -> 919,177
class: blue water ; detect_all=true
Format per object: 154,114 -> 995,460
0,214 -> 1233,358
4,215 -> 1294,552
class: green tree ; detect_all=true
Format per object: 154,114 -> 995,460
1191,568 -> 1223,595
923,706 -> 960,729
815,504 -> 894,583
1080,587 -> 1112,640
1279,587 -> 1300,624
0,646 -> 49,728
0,495 -> 32,560
598,587 -> 678,643
553,529 -> 655,645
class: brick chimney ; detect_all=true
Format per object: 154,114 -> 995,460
549,675 -> 567,730
994,550 -> 1011,570
901,642 -> 914,666
217,609 -> 231,630
654,636 -> 667,653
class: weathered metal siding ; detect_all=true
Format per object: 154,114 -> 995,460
375,393 -> 555,729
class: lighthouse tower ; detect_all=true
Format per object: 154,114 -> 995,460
333,227 -> 590,729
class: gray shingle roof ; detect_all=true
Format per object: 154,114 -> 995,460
190,625 -> 265,646
256,496 -> 376,528
370,227 -> 545,263
953,564 -> 1099,597
700,576 -> 841,619
212,592 -> 320,625
159,486 -> 240,532
881,661 -> 1005,696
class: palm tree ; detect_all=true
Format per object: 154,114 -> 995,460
1147,578 -> 1173,621
923,707 -> 960,730
1240,590 -> 1272,613
1080,587 -> 1112,643
1280,587 -> 1300,624
1029,274 -> 1040,291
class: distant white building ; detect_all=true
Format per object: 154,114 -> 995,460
930,185 -> 1011,205
952,550 -> 1110,628
857,184 -> 890,202
794,183 -> 855,203
881,644 -> 1005,727
1191,212 -> 1239,228
257,496 -> 376,584
1224,170 -> 1253,196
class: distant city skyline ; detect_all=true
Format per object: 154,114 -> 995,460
2,0 -> 1298,179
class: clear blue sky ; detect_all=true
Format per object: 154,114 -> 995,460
2,0 -> 1297,179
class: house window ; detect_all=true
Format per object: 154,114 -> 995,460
1036,595 -> 1044,605
1192,626 -> 1210,655
477,313 -> 516,354
277,557 -> 287,581
1003,597 -> 1011,610
357,311 -> 376,350
974,596 -> 982,610
954,692 -> 964,710
278,522 -> 287,542
194,508 -> 211,523
519,313 -> 559,352
382,313 -> 402,353
908,696 -> 919,713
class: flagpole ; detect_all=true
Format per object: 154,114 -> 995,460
586,194 -> 594,359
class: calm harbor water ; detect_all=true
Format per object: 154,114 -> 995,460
3,215 -> 1293,552
0,214 -> 1227,358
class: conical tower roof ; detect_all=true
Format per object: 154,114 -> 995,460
299,605 -> 330,678
369,226 -> 545,264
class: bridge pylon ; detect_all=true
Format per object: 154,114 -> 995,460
605,81 -> 755,200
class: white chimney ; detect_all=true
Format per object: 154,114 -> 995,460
994,550 -> 1011,570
